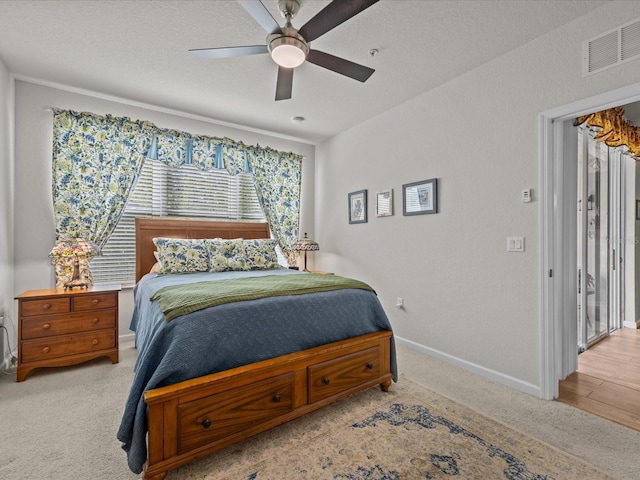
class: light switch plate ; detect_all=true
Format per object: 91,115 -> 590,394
507,237 -> 525,252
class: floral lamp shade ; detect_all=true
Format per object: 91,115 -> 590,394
50,238 -> 100,289
293,233 -> 319,272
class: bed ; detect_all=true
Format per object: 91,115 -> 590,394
117,217 -> 396,480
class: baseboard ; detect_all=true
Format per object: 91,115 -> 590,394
119,332 -> 135,344
623,320 -> 640,329
394,336 -> 542,398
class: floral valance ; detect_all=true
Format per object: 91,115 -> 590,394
52,109 -> 303,255
574,107 -> 640,160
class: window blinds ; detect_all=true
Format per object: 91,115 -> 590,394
90,159 -> 265,285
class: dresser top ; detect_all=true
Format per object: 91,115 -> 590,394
15,284 -> 121,300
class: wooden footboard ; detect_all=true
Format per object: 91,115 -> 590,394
142,330 -> 393,480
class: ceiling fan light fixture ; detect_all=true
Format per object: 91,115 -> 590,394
269,35 -> 308,68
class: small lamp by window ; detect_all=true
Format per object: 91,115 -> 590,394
49,238 -> 100,289
293,233 -> 319,272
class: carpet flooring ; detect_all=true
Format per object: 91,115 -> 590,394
0,340 -> 637,479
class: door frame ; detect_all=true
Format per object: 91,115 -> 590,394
539,81 -> 640,400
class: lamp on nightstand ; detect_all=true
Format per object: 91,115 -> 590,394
49,238 -> 100,289
293,233 -> 319,272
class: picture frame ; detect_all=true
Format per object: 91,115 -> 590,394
348,189 -> 367,224
403,178 -> 437,216
376,189 -> 394,217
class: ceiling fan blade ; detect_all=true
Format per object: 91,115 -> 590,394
238,0 -> 281,34
306,50 -> 374,83
275,67 -> 293,101
298,0 -> 379,43
189,45 -> 268,59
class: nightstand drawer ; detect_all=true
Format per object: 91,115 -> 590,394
20,297 -> 71,317
21,330 -> 116,363
21,310 -> 117,340
73,293 -> 118,311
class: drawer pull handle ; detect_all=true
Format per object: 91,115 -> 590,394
92,339 -> 99,345
42,323 -> 51,330
273,394 -> 281,403
202,418 -> 212,429
91,317 -> 99,324
42,303 -> 51,310
322,377 -> 330,385
42,346 -> 50,354
92,299 -> 100,305
366,362 -> 374,370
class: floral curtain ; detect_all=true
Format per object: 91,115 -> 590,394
52,110 -> 153,246
574,107 -> 640,160
247,145 -> 302,260
52,109 -> 303,258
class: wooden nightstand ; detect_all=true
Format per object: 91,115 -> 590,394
15,285 -> 120,382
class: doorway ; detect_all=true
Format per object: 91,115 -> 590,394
539,81 -> 640,401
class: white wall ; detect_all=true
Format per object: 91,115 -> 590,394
0,58 -> 14,364
315,1 -> 640,392
12,80 -> 315,338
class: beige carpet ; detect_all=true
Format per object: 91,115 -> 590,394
0,340 -> 637,480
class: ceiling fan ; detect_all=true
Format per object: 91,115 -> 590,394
189,0 -> 379,101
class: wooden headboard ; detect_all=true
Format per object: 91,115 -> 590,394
135,217 -> 270,282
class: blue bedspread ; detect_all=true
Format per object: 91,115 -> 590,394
117,269 -> 396,474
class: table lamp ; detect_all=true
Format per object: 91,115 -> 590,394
50,238 -> 100,289
293,233 -> 319,272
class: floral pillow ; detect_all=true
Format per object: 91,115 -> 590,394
206,238 -> 246,272
243,239 -> 282,271
152,237 -> 209,274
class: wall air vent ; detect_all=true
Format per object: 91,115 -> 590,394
583,17 -> 640,76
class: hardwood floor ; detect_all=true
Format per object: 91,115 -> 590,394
557,327 -> 640,431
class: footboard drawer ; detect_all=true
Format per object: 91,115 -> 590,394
308,346 -> 381,403
178,372 -> 295,454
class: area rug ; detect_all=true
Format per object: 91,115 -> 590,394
167,377 -> 617,480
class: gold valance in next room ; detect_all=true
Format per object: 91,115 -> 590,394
574,106 -> 640,160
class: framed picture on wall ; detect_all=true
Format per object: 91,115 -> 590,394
348,190 -> 367,224
376,189 -> 393,217
403,178 -> 437,216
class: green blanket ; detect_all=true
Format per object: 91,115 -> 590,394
151,274 -> 376,321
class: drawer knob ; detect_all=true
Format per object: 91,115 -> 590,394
201,418 -> 212,429
42,303 -> 51,310
322,377 -> 330,385
91,317 -> 99,324
273,394 -> 281,403
42,346 -> 50,354
92,338 -> 99,345
366,362 -> 374,370
92,299 -> 99,305
42,323 -> 51,330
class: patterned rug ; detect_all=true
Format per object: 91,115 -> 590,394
168,377 -> 616,480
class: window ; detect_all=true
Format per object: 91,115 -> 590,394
90,159 -> 265,285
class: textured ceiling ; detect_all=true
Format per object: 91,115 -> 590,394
0,0 -> 609,143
